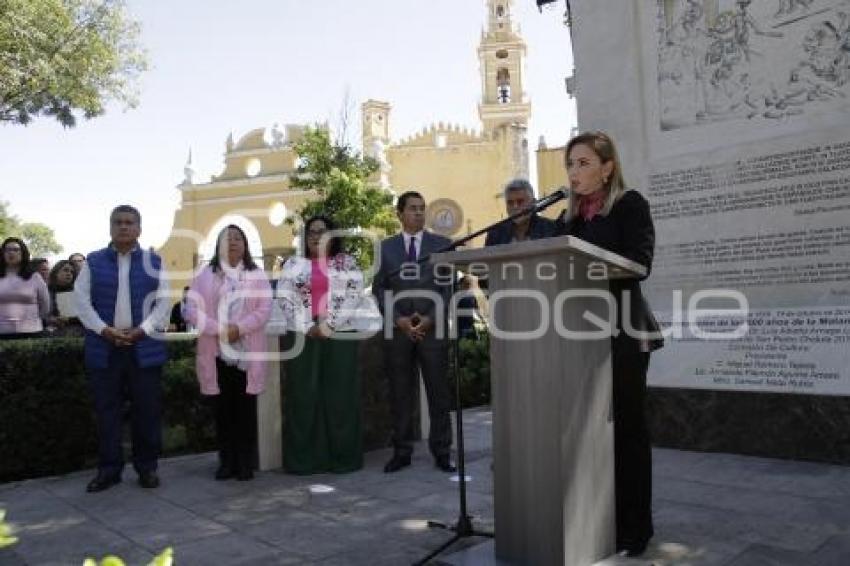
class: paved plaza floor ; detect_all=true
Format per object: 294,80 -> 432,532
1,408 -> 848,565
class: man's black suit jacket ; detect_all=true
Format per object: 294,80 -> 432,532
372,231 -> 453,327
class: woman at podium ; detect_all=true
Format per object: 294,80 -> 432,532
559,131 -> 663,557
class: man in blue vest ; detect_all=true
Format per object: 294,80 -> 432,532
75,205 -> 170,492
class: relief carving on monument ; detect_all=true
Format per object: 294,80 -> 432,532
657,0 -> 850,130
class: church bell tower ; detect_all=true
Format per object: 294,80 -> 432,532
478,0 -> 531,134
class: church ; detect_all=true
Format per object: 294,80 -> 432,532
159,0 -> 552,289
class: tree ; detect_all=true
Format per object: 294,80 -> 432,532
0,200 -> 19,239
289,127 -> 397,268
0,201 -> 63,256
0,0 -> 147,127
21,222 -> 62,257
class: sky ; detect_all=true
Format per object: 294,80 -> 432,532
0,0 -> 575,259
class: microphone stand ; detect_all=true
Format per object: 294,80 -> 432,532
411,189 -> 567,565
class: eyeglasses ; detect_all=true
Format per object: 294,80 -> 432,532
3,247 -> 22,253
307,229 -> 327,237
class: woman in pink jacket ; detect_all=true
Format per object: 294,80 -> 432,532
185,225 -> 272,481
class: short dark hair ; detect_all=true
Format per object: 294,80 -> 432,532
0,237 -> 35,279
68,252 -> 85,262
209,224 -> 259,272
303,214 -> 343,258
29,258 -> 48,272
110,205 -> 142,226
396,190 -> 425,213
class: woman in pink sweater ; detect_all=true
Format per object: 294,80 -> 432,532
0,237 -> 50,339
184,225 -> 272,480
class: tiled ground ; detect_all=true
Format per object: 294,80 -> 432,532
1,409 -> 848,565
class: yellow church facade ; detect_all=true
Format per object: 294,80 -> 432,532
159,0 -> 539,289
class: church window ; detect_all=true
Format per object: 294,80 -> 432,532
245,158 -> 261,177
269,202 -> 287,226
497,68 -> 511,103
498,85 -> 511,103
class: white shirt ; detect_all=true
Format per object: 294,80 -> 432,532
218,262 -> 248,370
402,230 -> 424,261
74,248 -> 171,336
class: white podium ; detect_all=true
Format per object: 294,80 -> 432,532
433,236 -> 646,566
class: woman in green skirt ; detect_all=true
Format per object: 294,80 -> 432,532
276,215 -> 378,474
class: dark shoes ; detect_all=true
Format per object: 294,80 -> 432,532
215,463 -> 253,481
435,456 -> 457,473
616,538 -> 650,558
215,465 -> 235,481
384,454 -> 456,473
87,470 -> 159,492
138,470 -> 160,489
383,454 -> 412,473
86,472 -> 121,493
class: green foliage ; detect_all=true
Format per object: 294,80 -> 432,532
0,0 -> 148,127
0,338 -> 214,482
0,337 -> 95,481
449,332 -> 491,408
21,222 -> 62,256
83,546 -> 173,566
288,127 -> 398,268
0,200 -> 63,256
0,201 -> 17,240
160,349 -> 215,453
0,509 -> 17,548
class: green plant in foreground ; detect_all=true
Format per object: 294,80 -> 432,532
0,510 -> 18,547
82,546 -> 173,566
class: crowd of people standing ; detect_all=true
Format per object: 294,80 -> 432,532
0,130 -> 661,558
0,237 -> 88,339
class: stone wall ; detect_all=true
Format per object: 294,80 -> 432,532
648,388 -> 850,465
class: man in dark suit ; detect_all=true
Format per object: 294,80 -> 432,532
484,178 -> 557,247
372,191 -> 456,473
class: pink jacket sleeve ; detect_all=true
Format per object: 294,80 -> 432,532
185,268 -> 221,336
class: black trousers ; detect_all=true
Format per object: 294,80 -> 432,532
612,347 -> 653,544
384,330 -> 452,459
88,347 -> 162,477
214,358 -> 258,472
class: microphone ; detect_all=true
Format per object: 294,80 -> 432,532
527,186 -> 569,214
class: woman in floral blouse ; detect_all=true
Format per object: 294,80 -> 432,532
276,215 -> 375,474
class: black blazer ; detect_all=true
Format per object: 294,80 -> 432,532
372,231 -> 453,325
559,190 -> 663,352
484,214 -> 558,247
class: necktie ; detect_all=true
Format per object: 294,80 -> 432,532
407,236 -> 417,262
